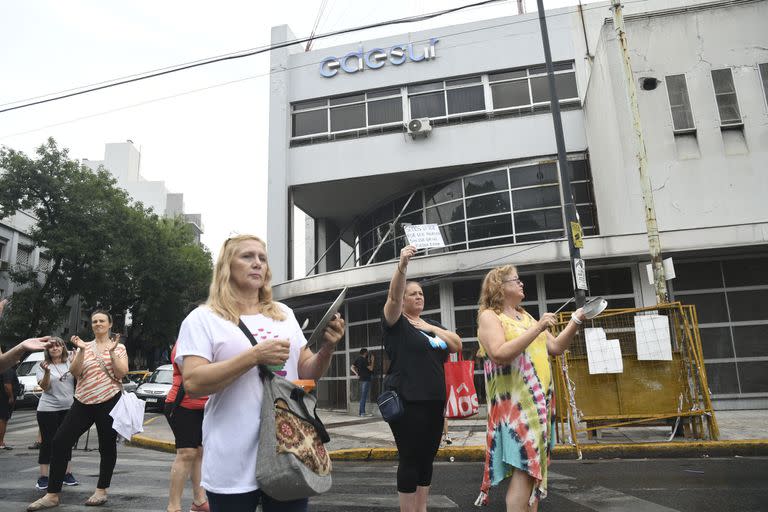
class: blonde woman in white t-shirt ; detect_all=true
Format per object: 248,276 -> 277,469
177,235 -> 345,512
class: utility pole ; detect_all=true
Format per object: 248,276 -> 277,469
611,0 -> 668,304
536,0 -> 587,308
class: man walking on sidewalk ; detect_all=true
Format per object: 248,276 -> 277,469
351,349 -> 374,417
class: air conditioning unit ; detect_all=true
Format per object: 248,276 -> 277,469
407,118 -> 432,138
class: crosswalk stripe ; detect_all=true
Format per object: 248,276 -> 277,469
558,485 -> 681,512
2,501 -> 163,512
311,493 -> 458,509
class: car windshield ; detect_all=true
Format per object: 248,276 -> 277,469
148,369 -> 173,384
17,361 -> 40,376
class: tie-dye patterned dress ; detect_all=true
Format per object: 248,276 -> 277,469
475,311 -> 555,506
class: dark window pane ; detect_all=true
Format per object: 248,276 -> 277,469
732,325 -> 768,358
514,208 -> 563,233
588,268 -> 634,295
396,212 -> 424,237
439,222 -> 466,246
544,272 -> 572,300
464,170 -> 507,197
294,98 -> 326,110
673,262 -> 723,291
330,103 -> 366,131
446,76 -> 481,87
468,236 -> 515,249
523,305 -> 539,319
467,214 -> 513,240
674,292 -> 729,323
699,327 -> 734,359
711,69 -> 741,124
447,85 -> 485,114
422,284 -> 440,309
489,69 -> 526,82
705,362 -> 740,395
576,205 -> 596,228
530,62 -> 573,74
516,231 -> 563,243
466,192 -> 510,218
568,160 -> 589,181
512,185 -> 561,210
530,72 -> 578,102
571,182 -> 594,204
410,81 -> 443,93
454,309 -> 478,338
368,97 -> 403,125
330,93 -> 365,106
368,88 -> 400,99
723,257 -> 768,287
510,163 -> 558,188
453,279 -> 483,307
491,81 -> 530,109
421,312 -> 442,325
426,201 -> 464,225
738,361 -> 768,393
316,379 -> 346,409
520,275 -> 537,301
607,297 -> 636,309
395,192 -> 423,214
410,92 -> 446,118
727,290 -> 768,322
292,109 -> 327,136
425,180 -> 462,206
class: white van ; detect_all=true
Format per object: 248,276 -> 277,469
16,351 -> 45,406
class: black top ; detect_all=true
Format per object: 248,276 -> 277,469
0,368 -> 14,400
382,314 -> 449,402
353,355 -> 373,382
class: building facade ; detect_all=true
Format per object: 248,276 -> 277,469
267,0 -> 768,411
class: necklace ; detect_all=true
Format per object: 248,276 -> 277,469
50,361 -> 70,382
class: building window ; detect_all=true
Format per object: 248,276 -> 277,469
711,69 -> 742,126
759,63 -> 768,107
290,62 -> 579,146
355,156 -> 598,264
38,254 -> 52,273
16,245 -> 32,268
665,74 -> 695,132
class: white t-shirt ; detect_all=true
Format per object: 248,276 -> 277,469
176,304 -> 308,494
36,362 -> 75,412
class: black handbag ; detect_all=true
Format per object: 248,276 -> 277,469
377,390 -> 404,423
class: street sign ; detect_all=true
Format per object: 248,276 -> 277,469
570,221 -> 584,248
574,258 -> 588,290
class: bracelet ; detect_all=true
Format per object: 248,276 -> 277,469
572,316 -> 583,325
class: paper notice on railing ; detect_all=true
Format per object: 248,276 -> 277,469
586,337 -> 624,374
634,314 -> 673,361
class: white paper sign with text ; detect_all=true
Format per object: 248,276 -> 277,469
404,224 -> 445,249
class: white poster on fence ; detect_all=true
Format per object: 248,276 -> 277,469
585,328 -> 624,374
634,314 -> 673,360
404,224 -> 445,249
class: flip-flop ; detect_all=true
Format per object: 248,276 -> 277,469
26,497 -> 59,511
84,495 -> 107,507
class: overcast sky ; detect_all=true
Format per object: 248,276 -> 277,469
0,0 -> 603,269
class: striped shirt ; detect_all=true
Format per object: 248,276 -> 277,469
75,342 -> 127,404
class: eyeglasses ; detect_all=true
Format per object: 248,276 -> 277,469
503,277 -> 523,285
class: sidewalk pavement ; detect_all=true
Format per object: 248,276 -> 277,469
131,408 -> 768,461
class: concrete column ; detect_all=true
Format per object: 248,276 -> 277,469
315,218 -> 341,273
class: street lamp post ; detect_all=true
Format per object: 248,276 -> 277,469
536,0 -> 587,308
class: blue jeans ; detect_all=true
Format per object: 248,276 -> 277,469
359,380 -> 371,415
207,489 -> 308,512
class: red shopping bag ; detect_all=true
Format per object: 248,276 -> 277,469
443,352 -> 479,418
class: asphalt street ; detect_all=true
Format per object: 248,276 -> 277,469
2,409 -> 767,511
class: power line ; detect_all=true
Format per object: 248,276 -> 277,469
0,0 -> 637,140
0,0 -> 506,115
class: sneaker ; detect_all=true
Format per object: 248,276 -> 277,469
63,473 -> 79,486
28,441 -> 41,450
35,476 -> 49,490
359,413 -> 373,417
0,444 -> 12,450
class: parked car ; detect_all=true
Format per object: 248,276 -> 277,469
16,352 -> 45,407
126,370 -> 150,385
121,375 -> 138,393
135,364 -> 173,411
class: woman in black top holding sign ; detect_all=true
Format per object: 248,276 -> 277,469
382,245 -> 462,512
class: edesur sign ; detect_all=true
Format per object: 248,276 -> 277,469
320,38 -> 439,78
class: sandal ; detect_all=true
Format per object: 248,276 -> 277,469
26,496 -> 59,511
190,501 -> 210,512
84,494 -> 108,507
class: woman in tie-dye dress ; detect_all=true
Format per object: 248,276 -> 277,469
475,265 -> 585,511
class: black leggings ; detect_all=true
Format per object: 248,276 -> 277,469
388,400 -> 444,493
37,409 -> 72,465
48,393 -> 120,493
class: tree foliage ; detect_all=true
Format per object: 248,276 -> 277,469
0,138 -> 211,352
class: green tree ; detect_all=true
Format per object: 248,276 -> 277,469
0,138 -> 211,353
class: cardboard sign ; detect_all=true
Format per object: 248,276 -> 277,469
404,224 -> 445,249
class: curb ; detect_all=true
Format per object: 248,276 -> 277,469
129,435 -> 768,461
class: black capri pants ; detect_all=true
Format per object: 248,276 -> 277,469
48,393 -> 120,494
37,409 -> 72,465
164,403 -> 204,449
388,400 -> 445,493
